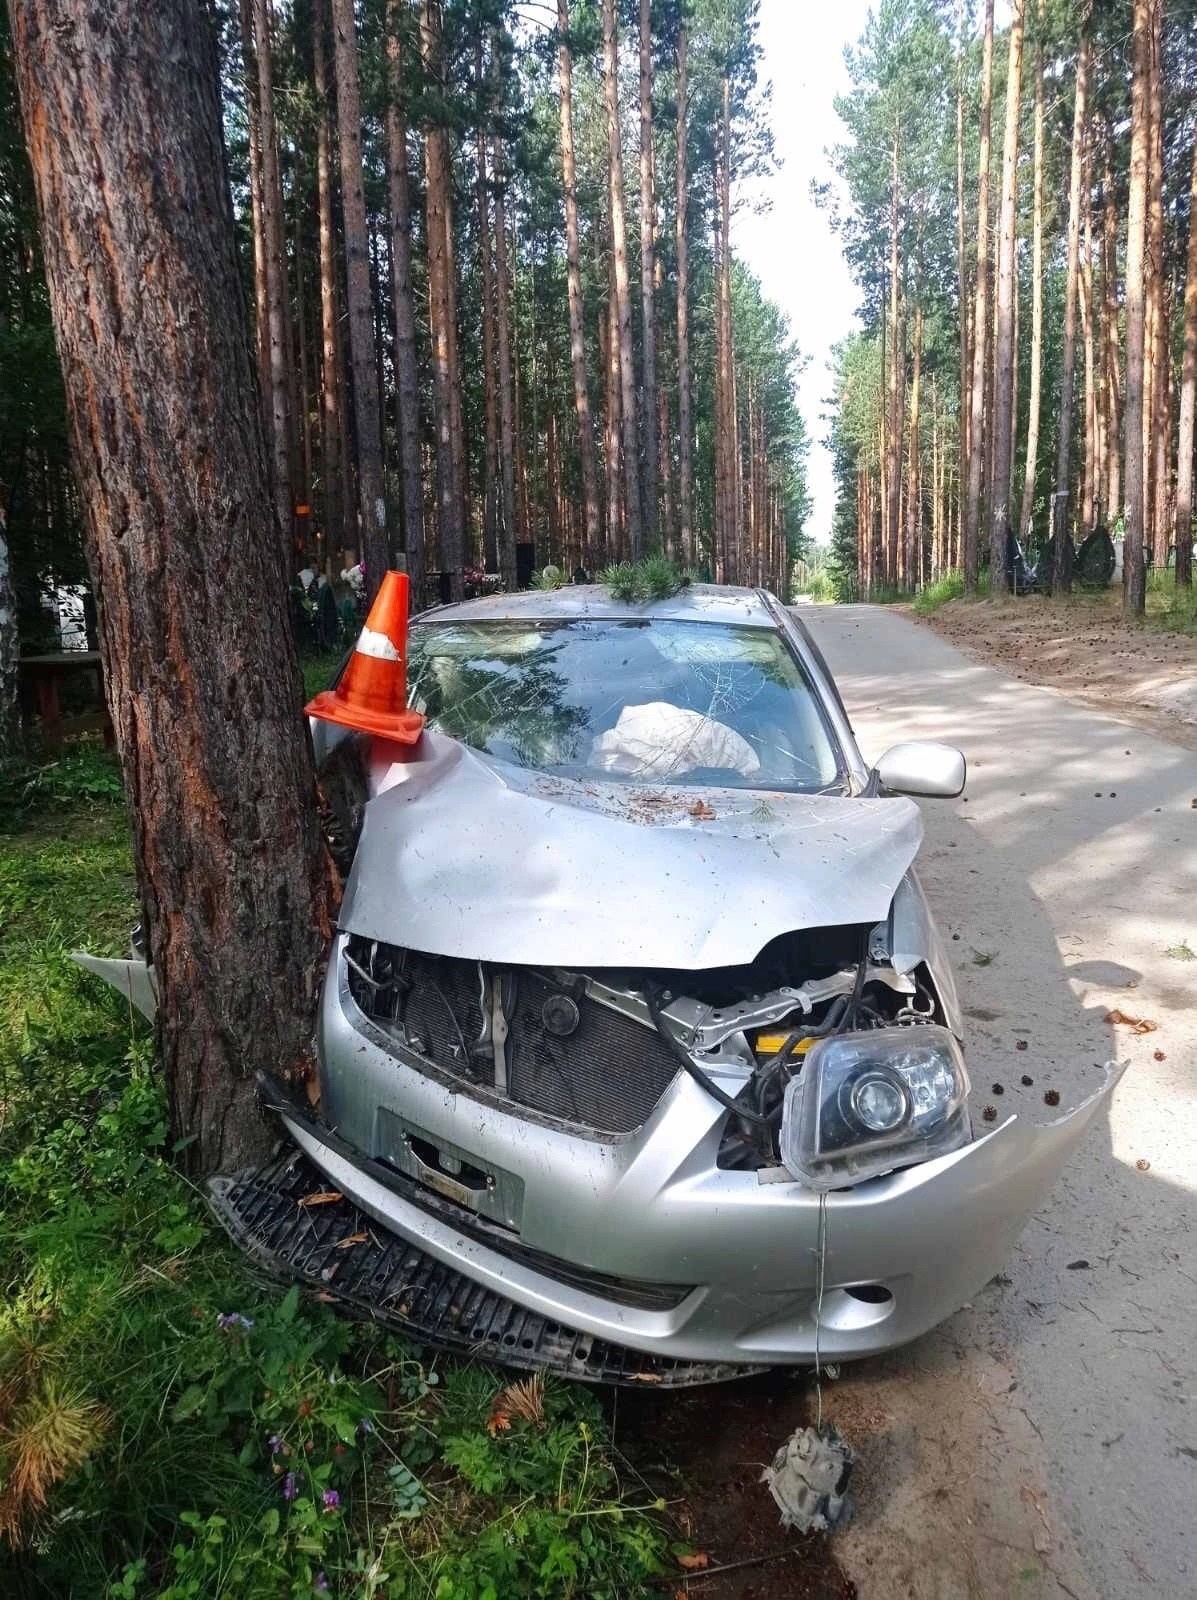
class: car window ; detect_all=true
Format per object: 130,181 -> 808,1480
406,618 -> 843,792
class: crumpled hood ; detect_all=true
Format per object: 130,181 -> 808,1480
337,732 -> 924,970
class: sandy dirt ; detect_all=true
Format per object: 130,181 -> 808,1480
911,594 -> 1197,751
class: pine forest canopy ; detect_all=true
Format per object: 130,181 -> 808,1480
824,0 -> 1197,617
0,0 -> 811,659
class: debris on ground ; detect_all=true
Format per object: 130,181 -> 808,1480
1104,1009 -> 1158,1033
762,1423 -> 855,1534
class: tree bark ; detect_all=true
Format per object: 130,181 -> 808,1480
1051,12 -> 1090,592
557,0 -> 600,570
955,0 -> 970,491
385,0 -> 425,603
1080,151 -> 1097,539
1123,0 -> 1152,616
331,0 -> 388,595
492,129 -> 519,591
989,0 -> 1024,589
886,135 -> 904,588
1019,29 -> 1045,543
238,0 -> 269,403
675,21 -> 693,568
1101,122 -> 1122,526
1175,126 -> 1197,590
905,301 -> 923,588
8,0 -> 336,1173
963,0 -> 994,594
638,0 -> 658,547
1145,2 -> 1167,568
475,60 -> 499,575
421,0 -> 465,596
602,0 -> 642,558
312,0 -> 346,570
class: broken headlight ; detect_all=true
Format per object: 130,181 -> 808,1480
778,1026 -> 970,1191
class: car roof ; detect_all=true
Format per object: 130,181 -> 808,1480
412,582 -> 781,630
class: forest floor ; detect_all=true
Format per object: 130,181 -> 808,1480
911,589 -> 1197,750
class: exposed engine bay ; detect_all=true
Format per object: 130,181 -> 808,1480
342,925 -> 945,1173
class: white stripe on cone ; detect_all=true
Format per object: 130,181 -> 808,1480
355,626 -> 402,661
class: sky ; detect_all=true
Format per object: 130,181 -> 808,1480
734,0 -> 877,545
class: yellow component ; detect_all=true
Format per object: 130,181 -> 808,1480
754,1033 -> 816,1057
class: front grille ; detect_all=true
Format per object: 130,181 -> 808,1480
210,1150 -> 763,1388
345,938 -> 680,1134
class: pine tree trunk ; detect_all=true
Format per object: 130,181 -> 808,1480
955,0 -> 970,486
905,301 -> 923,588
886,137 -> 904,589
332,0 -> 388,594
718,76 -> 738,581
493,140 -> 519,590
1174,126 -> 1197,590
964,0 -> 994,594
421,0 -> 465,596
238,0 -> 270,402
989,0 -> 1024,588
557,0 -> 601,570
312,0 -> 346,569
602,0 -> 642,557
475,91 -> 499,574
1102,124 -> 1122,524
1123,0 -> 1152,616
604,252 -> 623,556
1051,13 -> 1090,593
675,21 -> 694,567
1080,159 -> 1097,539
1146,1 -> 1168,568
9,0 -> 336,1174
638,0 -> 658,547
1019,31 -> 1045,543
386,0 -> 425,603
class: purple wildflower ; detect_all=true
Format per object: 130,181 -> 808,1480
282,1472 -> 298,1501
314,1576 -> 330,1593
216,1312 -> 254,1333
268,1433 -> 284,1455
321,1489 -> 341,1512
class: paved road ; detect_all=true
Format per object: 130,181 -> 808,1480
800,605 -> 1197,1600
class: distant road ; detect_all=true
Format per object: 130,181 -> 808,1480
801,604 -> 1197,1600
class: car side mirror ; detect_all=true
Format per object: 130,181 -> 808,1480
875,741 -> 966,798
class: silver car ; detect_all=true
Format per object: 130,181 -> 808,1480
182,585 -> 1123,1382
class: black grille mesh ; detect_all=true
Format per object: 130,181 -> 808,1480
346,939 -> 679,1133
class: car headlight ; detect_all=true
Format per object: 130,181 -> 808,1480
779,1025 -> 971,1191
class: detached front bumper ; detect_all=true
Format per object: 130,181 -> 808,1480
241,964 -> 1126,1371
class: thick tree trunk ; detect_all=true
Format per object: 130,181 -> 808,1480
557,0 -> 600,570
602,0 -> 642,558
1174,127 -> 1197,590
332,0 -> 388,595
312,0 -> 346,569
675,21 -> 693,568
638,0 -> 658,547
1051,15 -> 1090,593
385,0 -> 425,603
604,251 -> 624,557
1019,32 -> 1045,544
1123,0 -> 1152,616
8,0 -> 336,1173
1080,161 -> 1097,539
1146,3 -> 1167,568
716,77 -> 737,580
989,0 -> 1024,589
964,0 -> 994,594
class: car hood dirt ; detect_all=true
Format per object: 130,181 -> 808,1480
337,732 -> 924,970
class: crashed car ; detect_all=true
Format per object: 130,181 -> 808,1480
85,580 -> 1121,1385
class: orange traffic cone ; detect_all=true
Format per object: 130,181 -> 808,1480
305,570 -> 425,744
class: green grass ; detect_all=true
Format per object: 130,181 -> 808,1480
911,571 -> 965,615
0,749 -> 670,1598
1145,569 -> 1197,633
301,649 -> 345,702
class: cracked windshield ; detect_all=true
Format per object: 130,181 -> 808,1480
407,618 -> 841,791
